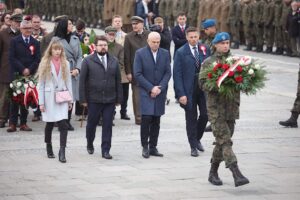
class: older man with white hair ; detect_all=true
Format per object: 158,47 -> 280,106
7,18 -> 41,132
133,32 -> 171,158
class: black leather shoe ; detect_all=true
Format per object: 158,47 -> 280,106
197,142 -> 205,152
58,147 -> 66,163
121,114 -> 130,120
67,123 -> 74,131
102,152 -> 113,159
87,144 -> 94,154
149,148 -> 164,157
142,146 -> 150,158
46,143 -> 55,158
191,148 -> 199,157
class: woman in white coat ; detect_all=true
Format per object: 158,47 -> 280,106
37,41 -> 73,163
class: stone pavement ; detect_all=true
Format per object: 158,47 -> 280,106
0,23 -> 300,199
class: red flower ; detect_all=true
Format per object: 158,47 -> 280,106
207,73 -> 213,79
216,63 -> 222,68
235,76 -> 243,83
228,71 -> 235,77
236,65 -> 243,73
222,64 -> 229,70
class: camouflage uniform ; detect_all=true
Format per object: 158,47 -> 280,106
252,0 -> 265,52
242,0 -> 254,50
228,0 -> 241,48
292,67 -> 300,114
187,0 -> 199,27
273,0 -> 283,54
263,0 -> 275,53
199,52 -> 239,167
281,1 -> 292,55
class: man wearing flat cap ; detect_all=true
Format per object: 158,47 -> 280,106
124,16 -> 150,125
0,13 -> 21,128
199,32 -> 249,187
201,18 -> 218,54
8,19 -> 41,132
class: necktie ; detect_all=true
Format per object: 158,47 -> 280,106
193,46 -> 200,69
181,26 -> 185,33
25,38 -> 29,44
101,56 -> 106,70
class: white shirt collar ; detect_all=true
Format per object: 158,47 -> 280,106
189,44 -> 198,57
97,53 -> 107,69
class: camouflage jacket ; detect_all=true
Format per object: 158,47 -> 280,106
199,51 -> 240,123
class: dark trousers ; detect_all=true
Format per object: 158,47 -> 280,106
184,89 -> 208,149
44,119 -> 68,147
120,83 -> 129,116
86,103 -> 115,153
140,115 -> 161,148
9,101 -> 28,125
68,103 -> 73,122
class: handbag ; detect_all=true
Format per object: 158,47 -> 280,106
55,90 -> 72,103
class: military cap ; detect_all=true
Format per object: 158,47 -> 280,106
131,16 -> 144,23
54,15 -> 68,22
202,18 -> 216,29
10,13 -> 23,22
104,26 -> 117,33
212,32 -> 230,45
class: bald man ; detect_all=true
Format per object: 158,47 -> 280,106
133,32 -> 171,158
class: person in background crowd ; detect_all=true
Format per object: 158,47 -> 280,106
7,18 -> 41,132
53,18 -> 82,131
133,31 -> 171,158
0,11 -> 12,30
201,18 -> 218,53
0,13 -> 21,128
37,41 -> 73,163
136,0 -> 154,29
172,12 -> 188,56
152,17 -> 172,54
112,15 -> 127,46
31,15 -> 47,41
74,19 -> 89,43
286,1 -> 300,57
79,36 -> 122,159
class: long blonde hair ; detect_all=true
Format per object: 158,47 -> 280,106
37,41 -> 69,81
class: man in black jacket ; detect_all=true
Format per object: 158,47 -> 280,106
79,36 -> 123,159
152,17 -> 172,54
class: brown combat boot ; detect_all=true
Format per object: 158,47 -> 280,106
229,162 -> 250,187
208,162 -> 223,186
7,124 -> 17,132
19,124 -> 32,131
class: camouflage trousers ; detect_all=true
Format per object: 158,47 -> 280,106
264,26 -> 274,48
274,26 -> 283,48
211,119 -> 237,168
230,23 -> 240,43
291,67 -> 300,113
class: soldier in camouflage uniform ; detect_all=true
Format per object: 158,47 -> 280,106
242,0 -> 254,50
279,66 -> 300,128
252,0 -> 265,52
228,0 -> 241,49
263,0 -> 275,53
201,19 -> 218,54
273,0 -> 283,54
281,0 -> 293,56
199,32 -> 250,187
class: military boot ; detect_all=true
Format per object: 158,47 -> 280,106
46,143 -> 55,158
275,47 -> 283,55
229,162 -> 250,187
256,46 -> 263,53
265,46 -> 272,54
244,44 -> 252,51
208,162 -> 223,186
279,112 -> 299,128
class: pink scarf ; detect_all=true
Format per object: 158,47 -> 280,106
51,57 -> 61,76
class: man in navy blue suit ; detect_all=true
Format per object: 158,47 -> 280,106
133,32 -> 171,158
7,19 -> 41,132
173,27 -> 211,157
172,12 -> 188,57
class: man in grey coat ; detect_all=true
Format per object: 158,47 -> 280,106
133,32 -> 171,158
79,36 -> 122,159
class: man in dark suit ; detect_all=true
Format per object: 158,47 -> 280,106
173,27 -> 211,157
133,32 -> 171,158
172,12 -> 188,57
135,0 -> 154,28
7,18 -> 41,132
0,13 -> 21,128
124,16 -> 150,125
79,36 -> 122,159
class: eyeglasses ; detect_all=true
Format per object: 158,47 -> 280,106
96,44 -> 108,47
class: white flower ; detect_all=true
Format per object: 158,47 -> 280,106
10,83 -> 14,88
248,69 -> 254,75
17,82 -> 22,87
13,92 -> 17,96
226,57 -> 233,63
212,62 -> 217,66
83,54 -> 88,58
232,56 -> 240,61
16,90 -> 21,94
24,83 -> 28,89
254,64 -> 261,70
29,81 -> 35,88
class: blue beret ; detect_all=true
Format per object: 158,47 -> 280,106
202,19 -> 216,29
212,32 -> 230,45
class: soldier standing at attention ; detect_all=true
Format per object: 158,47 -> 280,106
228,0 -> 241,49
199,32 -> 250,187
201,19 -> 218,53
263,0 -> 275,54
252,0 -> 265,52
273,0 -> 284,55
242,0 -> 254,51
281,0 -> 293,56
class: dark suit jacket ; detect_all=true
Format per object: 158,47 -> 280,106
172,25 -> 188,54
136,1 -> 148,25
134,46 -> 171,116
9,34 -> 41,77
0,27 -> 20,83
173,42 -> 211,109
79,53 -> 122,104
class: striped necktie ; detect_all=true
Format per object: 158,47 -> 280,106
193,46 -> 200,69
